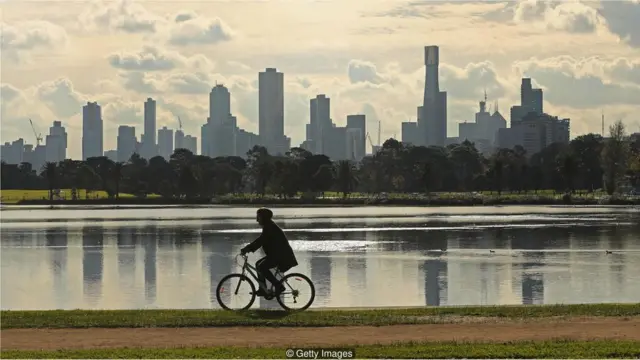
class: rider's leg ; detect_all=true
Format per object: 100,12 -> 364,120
254,257 -> 269,296
257,257 -> 285,294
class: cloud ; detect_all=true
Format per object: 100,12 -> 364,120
107,45 -> 214,72
347,60 -> 383,84
36,78 -> 86,118
1,21 -> 69,62
513,0 -> 604,33
440,61 -> 508,100
79,0 -> 161,34
174,10 -> 197,23
599,0 -> 640,47
167,14 -> 234,46
513,56 -> 640,108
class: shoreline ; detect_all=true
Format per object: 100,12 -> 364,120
6,195 -> 640,206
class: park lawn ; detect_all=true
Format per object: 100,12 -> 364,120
1,340 -> 638,359
2,304 -> 639,329
0,189 -> 160,203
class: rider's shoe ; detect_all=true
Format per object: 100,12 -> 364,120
254,289 -> 268,297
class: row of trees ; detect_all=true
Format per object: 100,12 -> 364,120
2,121 -> 639,200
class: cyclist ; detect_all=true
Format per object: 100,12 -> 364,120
240,208 -> 298,297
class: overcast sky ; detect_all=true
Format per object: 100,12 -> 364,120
2,0 -> 639,159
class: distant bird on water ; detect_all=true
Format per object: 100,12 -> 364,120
606,250 -> 613,254
489,250 -> 496,254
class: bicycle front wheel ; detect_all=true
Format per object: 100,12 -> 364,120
276,273 -> 316,311
216,274 -> 256,310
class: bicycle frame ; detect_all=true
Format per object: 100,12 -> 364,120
237,254 -> 286,293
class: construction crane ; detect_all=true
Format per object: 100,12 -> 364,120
177,116 -> 183,131
29,119 -> 43,146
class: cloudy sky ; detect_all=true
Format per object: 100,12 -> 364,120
1,0 -> 639,159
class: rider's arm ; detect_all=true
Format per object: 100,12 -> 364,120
241,233 -> 265,254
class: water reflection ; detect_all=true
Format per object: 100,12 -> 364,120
1,210 -> 639,310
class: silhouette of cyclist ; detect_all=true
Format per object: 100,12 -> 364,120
240,208 -> 298,297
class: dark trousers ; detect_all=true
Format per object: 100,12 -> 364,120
256,256 -> 282,290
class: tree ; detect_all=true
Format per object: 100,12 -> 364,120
601,120 -> 630,195
557,151 -> 578,193
312,164 -> 334,196
42,162 -> 58,201
336,160 -> 358,198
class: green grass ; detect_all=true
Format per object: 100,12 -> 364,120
2,340 -> 639,359
2,304 -> 638,330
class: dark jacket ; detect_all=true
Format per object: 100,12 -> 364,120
242,220 -> 298,273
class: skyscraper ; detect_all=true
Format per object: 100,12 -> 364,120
117,125 -> 136,162
209,85 -> 231,126
420,46 -> 447,147
184,135 -> 197,155
259,68 -> 285,154
346,114 -> 366,160
174,129 -> 185,151
157,126 -> 173,160
142,98 -> 157,160
46,121 -> 67,163
310,95 -> 331,154
82,102 -> 103,160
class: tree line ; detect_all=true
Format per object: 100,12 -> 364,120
2,120 -> 639,201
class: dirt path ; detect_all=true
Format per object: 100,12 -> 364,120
2,317 -> 639,350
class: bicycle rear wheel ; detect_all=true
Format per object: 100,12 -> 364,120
216,274 -> 256,310
276,273 -> 315,311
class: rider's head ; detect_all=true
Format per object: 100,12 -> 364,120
256,208 -> 273,227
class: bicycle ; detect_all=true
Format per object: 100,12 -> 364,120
216,253 -> 316,311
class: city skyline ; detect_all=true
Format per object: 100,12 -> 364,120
2,0 -> 640,160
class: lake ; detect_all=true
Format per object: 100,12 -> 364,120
1,205 -> 639,310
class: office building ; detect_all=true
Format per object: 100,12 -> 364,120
346,114 -> 366,160
325,126 -> 347,161
401,122 -> 419,146
82,102 -> 103,160
259,68 -> 285,154
420,46 -> 447,147
236,129 -> 260,158
103,150 -> 118,162
201,122 -> 211,156
498,113 -> 570,156
175,129 -> 184,151
184,135 -> 197,155
346,128 -> 362,161
158,126 -> 173,160
45,121 -> 67,163
457,94 -> 506,154
117,125 -> 137,162
0,138 -> 25,164
309,95 -> 332,154
210,85 -> 231,126
142,98 -> 157,160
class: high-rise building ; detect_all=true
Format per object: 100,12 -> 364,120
184,135 -> 197,155
236,129 -> 260,158
142,98 -> 157,160
401,122 -> 419,145
346,114 -> 366,160
519,78 -> 543,116
214,115 -> 237,157
82,102 -> 103,160
309,95 -> 331,154
259,68 -> 285,154
45,121 -> 67,163
0,138 -> 25,164
201,121 -> 211,156
103,150 -> 118,162
420,46 -> 447,147
157,126 -> 173,160
117,125 -> 137,162
346,128 -> 362,161
174,129 -> 185,151
209,85 -> 231,126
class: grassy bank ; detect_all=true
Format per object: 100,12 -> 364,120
9,194 -> 640,206
3,304 -> 638,329
2,340 -> 639,359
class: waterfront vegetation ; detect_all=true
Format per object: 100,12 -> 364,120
2,340 -> 639,359
1,122 -> 638,205
2,304 -> 638,329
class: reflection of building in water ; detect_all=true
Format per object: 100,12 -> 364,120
143,227 -> 158,305
424,260 -> 447,306
203,235 -> 234,307
116,227 -> 136,292
348,255 -> 367,307
82,227 -> 104,307
521,250 -> 545,305
46,227 -> 69,309
310,251 -> 332,306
